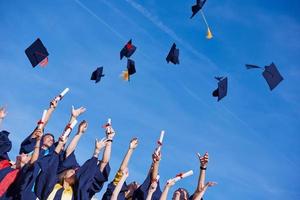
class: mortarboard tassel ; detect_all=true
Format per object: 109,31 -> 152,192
206,27 -> 213,39
121,70 -> 129,81
200,10 -> 213,40
39,57 -> 49,67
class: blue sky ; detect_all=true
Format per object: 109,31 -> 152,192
0,0 -> 300,199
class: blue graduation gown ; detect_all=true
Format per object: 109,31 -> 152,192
87,162 -> 111,198
102,181 -> 128,200
132,174 -> 162,200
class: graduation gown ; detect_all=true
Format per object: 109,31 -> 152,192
132,174 -> 162,200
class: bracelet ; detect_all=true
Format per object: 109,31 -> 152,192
107,139 -> 113,143
200,166 -> 207,170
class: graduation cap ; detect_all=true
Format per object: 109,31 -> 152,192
190,0 -> 213,39
245,62 -> 284,90
190,0 -> 207,19
25,38 -> 49,67
0,130 -> 12,160
212,76 -> 228,101
166,43 -> 179,65
91,67 -> 105,83
120,39 -> 137,60
57,152 -> 80,174
121,59 -> 136,81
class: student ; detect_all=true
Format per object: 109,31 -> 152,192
160,152 -> 216,200
35,136 -> 108,200
9,107 -> 85,200
132,151 -> 162,200
102,138 -> 139,200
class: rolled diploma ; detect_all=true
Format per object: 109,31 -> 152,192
38,110 -> 48,128
55,88 -> 70,101
158,130 -> 164,144
155,130 -> 165,153
107,118 -> 111,125
61,119 -> 78,140
172,170 -> 193,182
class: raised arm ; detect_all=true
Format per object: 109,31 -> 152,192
192,152 -> 217,200
65,120 -> 88,157
119,138 -> 138,171
43,99 -> 58,127
29,128 -> 43,165
99,125 -> 115,172
111,168 -> 129,200
151,151 -> 161,182
159,179 -> 176,200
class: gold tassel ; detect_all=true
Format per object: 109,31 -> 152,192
121,71 -> 129,81
206,27 -> 213,39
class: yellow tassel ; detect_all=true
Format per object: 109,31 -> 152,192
206,27 -> 213,39
121,71 -> 129,81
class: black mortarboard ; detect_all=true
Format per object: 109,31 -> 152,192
120,39 -> 137,60
57,152 -> 80,174
190,0 -> 207,18
91,67 -> 105,83
166,43 -> 179,65
245,62 -> 284,91
25,38 -> 49,67
212,76 -> 228,101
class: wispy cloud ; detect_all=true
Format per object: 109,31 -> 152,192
74,0 -> 125,40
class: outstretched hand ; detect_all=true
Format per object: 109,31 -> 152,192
206,181 -> 217,187
71,106 -> 86,118
78,120 -> 88,133
95,137 -> 108,151
50,99 -> 58,109
129,138 -> 138,149
0,106 -> 7,119
197,152 -> 209,168
152,151 -> 161,163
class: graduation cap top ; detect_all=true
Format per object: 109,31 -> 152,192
245,62 -> 284,91
166,43 -> 179,65
190,0 -> 207,18
120,39 -> 137,60
212,76 -> 228,101
25,38 -> 49,68
91,67 -> 105,83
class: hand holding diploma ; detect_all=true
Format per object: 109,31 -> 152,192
54,88 -> 69,102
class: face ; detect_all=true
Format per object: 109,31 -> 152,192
125,181 -> 140,198
172,188 -> 189,200
64,169 -> 76,185
42,135 -> 54,148
16,153 -> 31,168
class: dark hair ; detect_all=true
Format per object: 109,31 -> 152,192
174,188 -> 190,200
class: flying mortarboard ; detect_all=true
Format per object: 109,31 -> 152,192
212,76 -> 228,101
166,43 -> 179,65
25,38 -> 49,67
90,67 -> 105,83
120,39 -> 137,60
190,0 -> 207,19
121,59 -> 136,81
190,0 -> 213,39
245,62 -> 284,90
